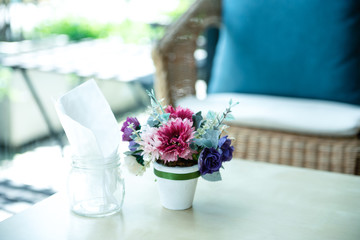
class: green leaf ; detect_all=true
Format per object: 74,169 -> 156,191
160,113 -> 170,122
202,171 -> 222,182
206,111 -> 217,121
192,153 -> 199,161
231,100 -> 239,108
225,113 -> 235,121
192,111 -> 203,130
194,130 -> 220,148
194,138 -> 213,148
203,129 -> 220,148
150,98 -> 157,109
147,116 -> 160,127
190,142 -> 198,151
135,154 -> 145,166
124,150 -> 142,155
124,151 -> 133,156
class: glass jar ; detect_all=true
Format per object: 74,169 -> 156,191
68,153 -> 125,217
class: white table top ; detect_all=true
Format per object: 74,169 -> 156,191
0,160 -> 359,240
0,38 -> 154,82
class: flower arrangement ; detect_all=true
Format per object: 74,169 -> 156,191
121,90 -> 238,181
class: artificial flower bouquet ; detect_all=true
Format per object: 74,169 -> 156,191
121,90 -> 238,181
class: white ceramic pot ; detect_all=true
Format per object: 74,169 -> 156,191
153,161 -> 200,210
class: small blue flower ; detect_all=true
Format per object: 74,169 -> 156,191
128,140 -> 139,152
218,135 -> 234,162
198,148 -> 222,175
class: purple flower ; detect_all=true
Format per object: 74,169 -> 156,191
128,140 -> 139,152
121,117 -> 140,141
198,148 -> 222,175
218,135 -> 234,162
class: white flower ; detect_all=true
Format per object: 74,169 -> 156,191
124,155 -> 145,176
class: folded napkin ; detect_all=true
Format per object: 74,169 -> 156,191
55,79 -> 120,163
55,80 -> 122,209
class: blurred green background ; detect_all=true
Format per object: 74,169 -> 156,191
1,0 -> 195,43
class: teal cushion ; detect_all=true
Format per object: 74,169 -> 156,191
208,0 -> 360,105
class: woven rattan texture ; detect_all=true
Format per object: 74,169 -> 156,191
151,0 -> 360,175
228,125 -> 359,174
152,0 -> 221,106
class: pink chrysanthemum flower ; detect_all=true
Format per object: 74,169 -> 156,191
156,118 -> 195,162
165,105 -> 194,122
139,126 -> 161,162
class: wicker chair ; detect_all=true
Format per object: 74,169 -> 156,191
152,0 -> 360,175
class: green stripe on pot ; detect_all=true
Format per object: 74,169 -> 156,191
154,168 -> 200,180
